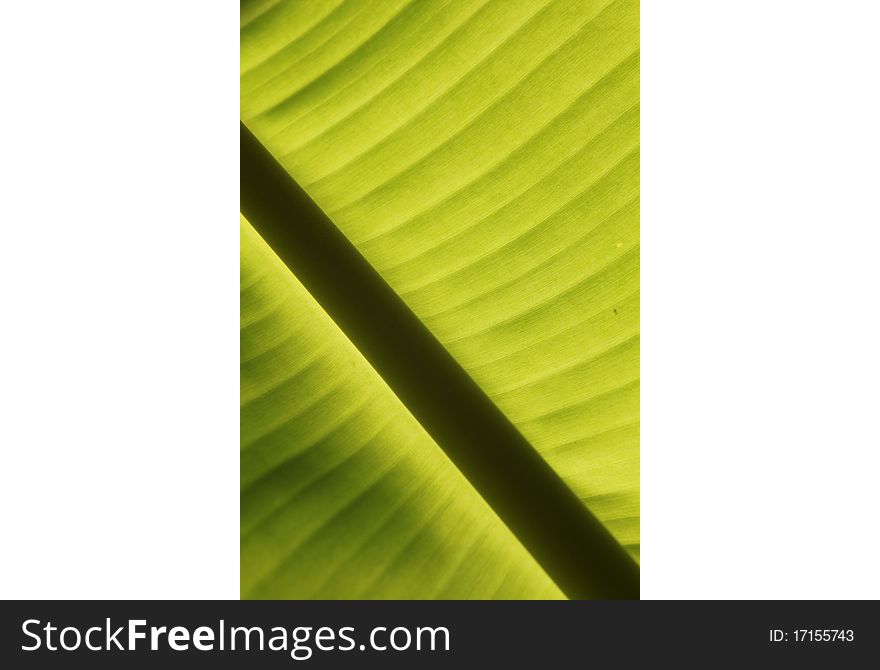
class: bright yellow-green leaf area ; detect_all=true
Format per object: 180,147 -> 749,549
241,0 -> 640,561
241,215 -> 563,598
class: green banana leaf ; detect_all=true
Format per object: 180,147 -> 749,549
241,0 -> 639,598
241,215 -> 562,598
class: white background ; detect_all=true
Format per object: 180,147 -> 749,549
1,1 -> 878,599
640,1 -> 880,599
0,2 -> 240,598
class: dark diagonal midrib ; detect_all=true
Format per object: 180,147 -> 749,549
240,122 -> 639,600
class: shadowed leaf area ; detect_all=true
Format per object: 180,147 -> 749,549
241,217 -> 563,599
